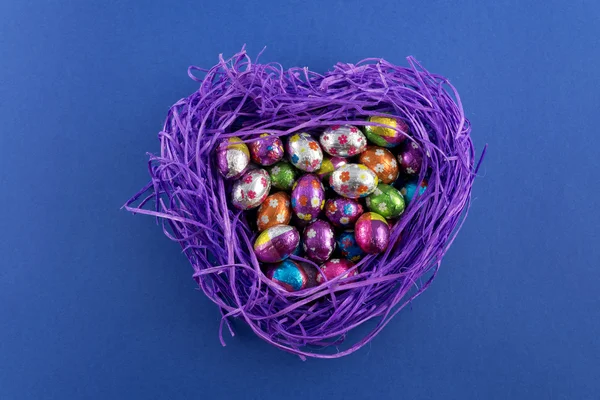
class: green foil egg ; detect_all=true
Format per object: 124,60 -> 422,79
365,184 -> 406,218
268,161 -> 297,191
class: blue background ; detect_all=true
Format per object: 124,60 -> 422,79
1,1 -> 599,399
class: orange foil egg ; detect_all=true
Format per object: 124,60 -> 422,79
358,146 -> 399,184
257,192 -> 292,231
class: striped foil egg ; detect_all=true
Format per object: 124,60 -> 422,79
253,225 -> 300,263
363,116 -> 408,148
215,136 -> 250,179
354,212 -> 390,254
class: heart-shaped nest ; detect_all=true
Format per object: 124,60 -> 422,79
125,49 -> 481,359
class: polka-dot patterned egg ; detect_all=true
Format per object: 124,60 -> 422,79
268,161 -> 297,191
315,156 -> 347,181
363,116 -> 408,148
354,212 -> 390,254
358,146 -> 399,184
216,136 -> 250,179
316,259 -> 357,284
249,133 -> 284,166
324,197 -> 364,228
287,133 -> 323,172
253,225 -> 300,263
265,260 -> 308,292
397,141 -> 424,176
366,184 -> 405,219
302,219 -> 335,263
337,231 -> 365,262
399,180 -> 428,204
319,124 -> 367,157
291,174 -> 325,222
256,192 -> 291,231
329,164 -> 378,199
231,168 -> 271,210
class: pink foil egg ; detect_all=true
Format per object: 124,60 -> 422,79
324,197 -> 364,228
249,133 -> 284,166
354,212 -> 390,254
319,124 -> 367,157
316,259 -> 357,284
231,168 -> 271,210
302,219 -> 335,263
253,225 -> 300,263
291,174 -> 326,222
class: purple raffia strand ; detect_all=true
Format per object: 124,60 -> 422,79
124,48 -> 484,359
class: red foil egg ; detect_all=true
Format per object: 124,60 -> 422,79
316,259 -> 357,284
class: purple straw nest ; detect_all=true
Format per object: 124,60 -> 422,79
125,48 -> 483,359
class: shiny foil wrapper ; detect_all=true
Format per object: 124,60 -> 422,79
287,133 -> 323,172
366,184 -> 405,218
257,192 -> 292,231
319,124 -> 367,157
302,219 -> 335,263
316,156 -> 347,181
329,163 -> 378,199
266,260 -> 308,292
399,180 -> 427,204
358,146 -> 399,184
316,259 -> 357,284
231,168 -> 271,210
291,174 -> 325,222
363,116 -> 408,148
216,136 -> 250,179
254,225 -> 300,263
268,161 -> 297,191
397,141 -> 423,176
249,133 -> 284,166
354,212 -> 390,254
324,197 -> 364,228
337,231 -> 365,262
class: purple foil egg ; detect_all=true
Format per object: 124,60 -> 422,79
231,168 -> 271,210
324,197 -> 364,228
397,141 -> 423,176
291,174 -> 326,222
319,124 -> 367,157
316,259 -> 357,284
249,133 -> 284,166
354,212 -> 390,254
216,136 -> 250,180
302,219 -> 335,263
254,225 -> 300,263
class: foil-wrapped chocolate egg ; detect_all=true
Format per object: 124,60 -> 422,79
316,259 -> 357,284
324,197 -> 364,228
291,174 -> 325,222
249,133 -> 284,166
366,184 -> 405,219
358,146 -> 399,184
354,212 -> 390,254
257,192 -> 291,231
316,156 -> 347,181
265,260 -> 308,292
400,180 -> 427,204
253,225 -> 300,263
302,219 -> 335,263
287,132 -> 323,172
231,168 -> 271,210
319,125 -> 367,157
337,231 -> 365,262
268,161 -> 297,191
397,141 -> 423,176
363,116 -> 408,148
298,262 -> 318,288
216,136 -> 250,179
329,164 -> 378,199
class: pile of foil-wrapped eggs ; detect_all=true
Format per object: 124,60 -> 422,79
216,116 -> 428,292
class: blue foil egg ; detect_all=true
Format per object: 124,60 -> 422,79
265,260 -> 308,292
337,231 -> 365,262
